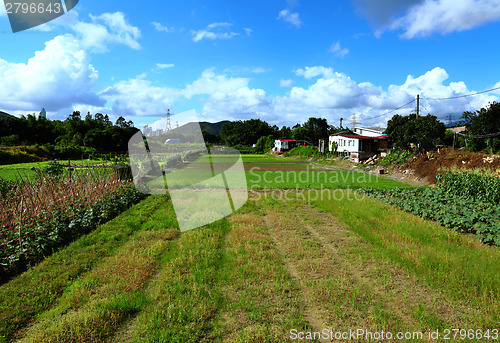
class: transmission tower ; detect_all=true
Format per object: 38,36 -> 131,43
166,109 -> 172,131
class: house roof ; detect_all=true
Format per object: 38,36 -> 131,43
354,126 -> 386,133
277,138 -> 296,142
334,134 -> 388,140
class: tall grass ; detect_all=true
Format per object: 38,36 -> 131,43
435,168 -> 500,203
0,172 -> 144,281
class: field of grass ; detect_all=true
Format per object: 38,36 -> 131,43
2,191 -> 498,342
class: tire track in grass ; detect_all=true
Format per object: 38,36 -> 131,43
110,219 -> 229,343
211,202 -> 313,343
258,191 -> 481,340
258,192 -> 436,338
15,200 -> 180,343
0,195 -> 169,343
292,201 -> 480,330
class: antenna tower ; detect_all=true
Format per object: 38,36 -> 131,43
166,109 -> 172,131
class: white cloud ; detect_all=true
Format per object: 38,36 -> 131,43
156,63 -> 175,69
183,68 -> 249,98
330,42 -> 349,57
280,79 -> 294,87
0,35 -> 101,112
252,67 -> 270,74
73,12 -> 141,52
277,9 -> 302,28
244,27 -> 253,36
191,22 -> 239,42
152,21 -> 173,33
100,77 -> 181,117
391,0 -> 500,38
295,66 -> 335,79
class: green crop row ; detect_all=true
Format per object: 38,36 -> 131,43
435,169 -> 500,203
360,187 -> 500,246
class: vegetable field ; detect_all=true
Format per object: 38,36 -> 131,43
361,170 -> 500,245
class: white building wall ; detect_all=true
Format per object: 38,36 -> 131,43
353,127 -> 384,137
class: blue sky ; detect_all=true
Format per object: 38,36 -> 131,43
1,0 -> 500,130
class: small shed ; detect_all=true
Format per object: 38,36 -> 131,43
274,138 -> 297,152
329,133 -> 388,163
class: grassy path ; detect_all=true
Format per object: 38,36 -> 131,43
259,192 -> 484,340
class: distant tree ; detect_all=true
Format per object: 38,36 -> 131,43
255,135 -> 275,153
279,125 -> 292,138
220,119 -> 276,146
386,113 -> 445,151
302,117 -> 329,143
201,129 -> 221,144
115,116 -> 131,128
460,102 -> 500,152
292,126 -> 311,141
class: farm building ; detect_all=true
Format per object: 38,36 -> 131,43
329,130 -> 389,163
274,138 -> 297,152
352,126 -> 386,137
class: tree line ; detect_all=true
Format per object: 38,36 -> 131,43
0,111 -> 139,153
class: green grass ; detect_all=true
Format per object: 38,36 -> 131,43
246,170 -> 413,190
313,189 -> 500,326
0,195 -> 170,343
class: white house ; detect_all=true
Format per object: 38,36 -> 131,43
352,127 -> 386,137
329,131 -> 388,163
274,138 -> 296,152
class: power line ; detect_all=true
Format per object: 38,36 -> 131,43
361,99 -> 416,122
422,85 -> 500,101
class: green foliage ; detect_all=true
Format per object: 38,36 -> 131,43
39,161 -> 65,177
284,146 -> 319,157
386,113 -> 446,151
254,135 -> 274,153
220,119 -> 277,146
0,148 -> 44,165
361,170 -> 500,246
460,102 -> 500,152
378,149 -> 413,167
0,176 -> 146,280
290,117 -> 331,144
435,170 -> 500,204
0,111 -> 139,157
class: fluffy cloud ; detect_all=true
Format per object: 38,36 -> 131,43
73,12 -> 141,52
0,35 -> 102,112
391,0 -> 500,38
280,79 -> 294,87
100,76 -> 181,116
151,21 -> 173,33
191,22 -> 239,42
295,66 -> 335,79
330,42 -> 349,57
277,9 -> 302,28
91,66 -> 499,127
354,0 -> 500,38
0,11 -> 141,115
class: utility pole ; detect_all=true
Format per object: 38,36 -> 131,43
416,94 -> 420,119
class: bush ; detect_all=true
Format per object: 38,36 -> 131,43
378,149 -> 412,167
284,146 -> 318,158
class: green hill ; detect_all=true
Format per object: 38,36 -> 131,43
167,120 -> 230,136
0,111 -> 18,120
